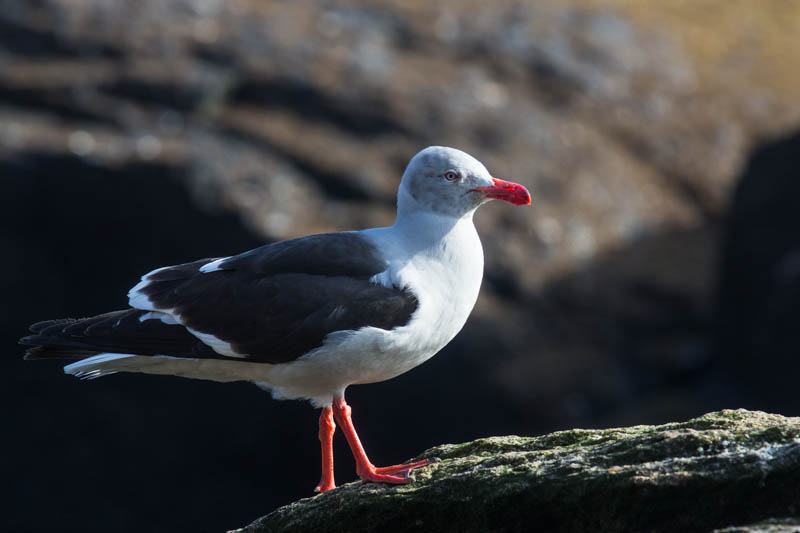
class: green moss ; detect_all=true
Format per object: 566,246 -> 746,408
234,410 -> 800,533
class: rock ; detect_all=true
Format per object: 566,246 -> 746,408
234,410 -> 800,533
714,518 -> 800,533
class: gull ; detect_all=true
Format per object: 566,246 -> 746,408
21,146 -> 531,492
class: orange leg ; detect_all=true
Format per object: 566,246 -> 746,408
314,406 -> 336,493
331,395 -> 430,484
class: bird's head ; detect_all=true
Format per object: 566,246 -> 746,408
398,146 -> 531,219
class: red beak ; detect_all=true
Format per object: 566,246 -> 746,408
470,178 -> 531,206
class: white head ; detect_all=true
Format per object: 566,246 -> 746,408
397,146 -> 530,219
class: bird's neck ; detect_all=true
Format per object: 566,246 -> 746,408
392,208 -> 476,254
394,186 -> 477,248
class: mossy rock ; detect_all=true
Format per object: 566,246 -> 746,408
234,410 -> 800,532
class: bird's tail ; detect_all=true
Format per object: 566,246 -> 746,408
21,318 -> 101,361
21,311 -> 255,382
20,312 -> 163,380
21,317 -> 138,378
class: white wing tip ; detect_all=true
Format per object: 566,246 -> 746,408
138,311 -> 179,325
128,287 -> 155,310
64,353 -> 135,379
127,264 -> 175,308
185,327 -> 245,358
199,258 -> 229,273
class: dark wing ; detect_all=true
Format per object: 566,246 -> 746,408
23,233 -> 418,364
21,309 -> 222,360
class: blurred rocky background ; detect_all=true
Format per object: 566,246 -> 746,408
2,0 -> 799,531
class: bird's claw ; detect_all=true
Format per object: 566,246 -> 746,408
358,458 -> 432,484
314,480 -> 336,493
374,458 -> 431,475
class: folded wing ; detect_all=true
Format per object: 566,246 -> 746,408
22,233 -> 418,364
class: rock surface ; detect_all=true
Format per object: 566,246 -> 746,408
235,410 -> 800,533
714,518 -> 800,533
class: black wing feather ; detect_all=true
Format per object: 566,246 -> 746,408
21,309 -> 220,360
138,233 -> 418,363
22,233 -> 418,364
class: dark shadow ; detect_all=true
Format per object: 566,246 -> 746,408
99,79 -> 209,112
0,85 -> 121,125
230,77 -> 411,138
715,129 -> 800,413
0,15 -> 122,59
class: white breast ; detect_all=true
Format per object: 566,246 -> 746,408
374,215 -> 485,362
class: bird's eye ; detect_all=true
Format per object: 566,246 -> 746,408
443,171 -> 460,182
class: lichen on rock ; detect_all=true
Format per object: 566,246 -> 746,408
233,410 -> 800,533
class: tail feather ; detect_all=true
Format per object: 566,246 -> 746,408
29,319 -> 61,333
28,318 -> 79,334
23,310 -> 254,383
20,309 -> 222,361
23,345 -> 100,361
